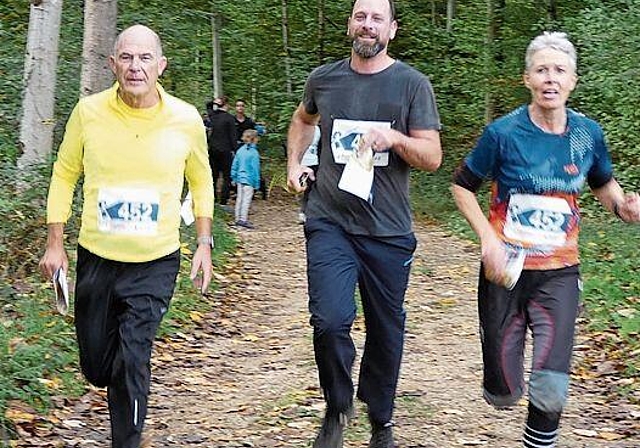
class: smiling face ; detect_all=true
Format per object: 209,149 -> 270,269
109,25 -> 168,108
348,0 -> 397,59
523,48 -> 577,113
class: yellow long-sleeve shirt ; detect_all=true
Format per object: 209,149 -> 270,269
47,83 -> 214,262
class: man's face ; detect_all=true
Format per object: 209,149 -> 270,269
236,101 -> 246,115
348,0 -> 397,59
109,26 -> 167,108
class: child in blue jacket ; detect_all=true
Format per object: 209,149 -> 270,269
231,129 -> 261,228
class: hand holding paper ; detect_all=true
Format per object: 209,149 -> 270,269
53,267 -> 69,315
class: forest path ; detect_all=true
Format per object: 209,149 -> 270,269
19,189 -> 639,447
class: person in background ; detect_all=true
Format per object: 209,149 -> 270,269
207,96 -> 237,208
38,25 -> 214,448
286,0 -> 442,446
231,129 -> 261,229
234,98 -> 256,145
452,31 -> 640,448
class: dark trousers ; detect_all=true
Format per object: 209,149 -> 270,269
74,246 -> 180,448
304,218 -> 416,424
209,150 -> 232,205
478,264 -> 580,408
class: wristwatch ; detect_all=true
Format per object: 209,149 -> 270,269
196,235 -> 214,249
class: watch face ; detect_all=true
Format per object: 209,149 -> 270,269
197,236 -> 214,248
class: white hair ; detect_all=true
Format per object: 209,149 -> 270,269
525,31 -> 577,72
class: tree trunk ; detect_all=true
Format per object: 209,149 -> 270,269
80,0 -> 117,97
212,13 -> 223,98
446,0 -> 456,33
281,0 -> 293,97
17,0 -> 63,171
548,0 -> 557,21
431,0 -> 437,26
317,0 -> 325,64
484,0 -> 505,123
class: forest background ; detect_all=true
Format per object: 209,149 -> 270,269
0,0 -> 639,442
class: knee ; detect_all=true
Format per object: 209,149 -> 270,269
311,312 -> 355,341
483,386 -> 523,409
528,369 -> 569,414
81,363 -> 111,388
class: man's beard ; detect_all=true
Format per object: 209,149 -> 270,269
351,34 -> 385,58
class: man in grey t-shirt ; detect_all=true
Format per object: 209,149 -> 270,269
286,0 -> 442,446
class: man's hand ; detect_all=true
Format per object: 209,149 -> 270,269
287,165 -> 315,194
39,223 -> 68,280
190,244 -> 213,294
360,128 -> 394,153
39,245 -> 69,280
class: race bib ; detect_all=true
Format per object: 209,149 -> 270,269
331,119 -> 390,167
503,194 -> 572,247
97,187 -> 160,236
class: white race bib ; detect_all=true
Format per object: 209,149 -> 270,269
503,194 -> 572,247
97,187 -> 160,236
331,119 -> 390,167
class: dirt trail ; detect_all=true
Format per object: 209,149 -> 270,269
19,189 -> 640,447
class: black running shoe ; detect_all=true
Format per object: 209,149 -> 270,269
312,410 -> 350,448
369,421 -> 395,448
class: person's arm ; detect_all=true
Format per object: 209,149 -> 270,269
39,105 -> 84,280
39,223 -> 69,279
360,128 -> 442,172
185,114 -> 216,293
286,103 -> 320,193
592,179 -> 640,223
227,115 -> 238,152
190,217 -> 213,294
451,184 -> 507,284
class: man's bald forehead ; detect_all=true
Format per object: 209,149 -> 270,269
113,24 -> 163,57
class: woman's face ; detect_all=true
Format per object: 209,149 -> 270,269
523,48 -> 577,112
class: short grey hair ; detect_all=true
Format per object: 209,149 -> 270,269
525,31 -> 577,72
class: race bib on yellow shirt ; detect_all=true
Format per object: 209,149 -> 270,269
97,188 -> 160,236
503,194 -> 572,247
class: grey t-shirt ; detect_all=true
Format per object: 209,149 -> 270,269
302,58 -> 441,237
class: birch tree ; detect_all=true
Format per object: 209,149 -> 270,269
80,0 -> 118,97
212,13 -> 223,98
281,0 -> 293,97
17,0 -> 63,171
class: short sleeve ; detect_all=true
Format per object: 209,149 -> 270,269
464,125 -> 500,180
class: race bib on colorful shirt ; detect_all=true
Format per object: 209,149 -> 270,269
98,188 -> 160,235
331,119 -> 391,167
503,194 -> 572,247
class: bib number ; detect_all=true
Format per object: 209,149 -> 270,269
98,188 -> 159,235
331,119 -> 390,167
504,194 -> 571,247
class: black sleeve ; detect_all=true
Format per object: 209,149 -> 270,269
452,162 -> 484,193
587,170 -> 614,190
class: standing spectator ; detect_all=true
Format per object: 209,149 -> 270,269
286,0 -> 442,446
38,25 -> 214,448
208,96 -> 237,207
452,32 -> 640,448
234,98 -> 256,145
231,129 -> 261,229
